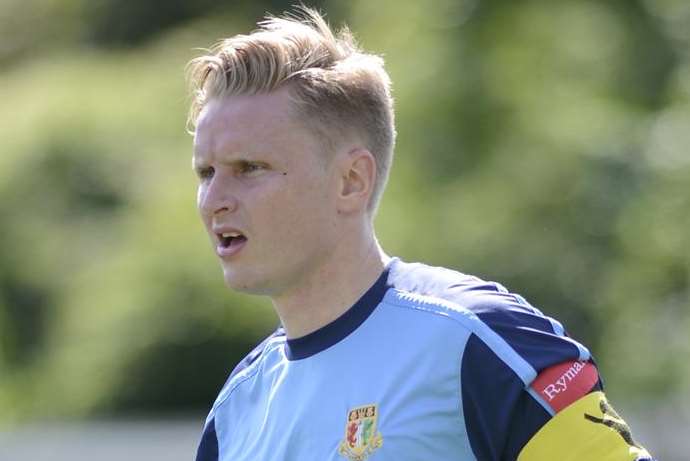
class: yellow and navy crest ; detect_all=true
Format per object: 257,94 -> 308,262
338,404 -> 383,461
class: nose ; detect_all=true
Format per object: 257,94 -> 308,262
198,175 -> 239,217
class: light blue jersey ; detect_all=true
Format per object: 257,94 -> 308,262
195,258 -> 650,460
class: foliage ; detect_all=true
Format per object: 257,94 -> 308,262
0,0 -> 688,423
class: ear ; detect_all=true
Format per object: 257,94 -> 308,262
336,147 -> 377,214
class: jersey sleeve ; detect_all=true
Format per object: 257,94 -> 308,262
195,327 -> 285,461
457,286 -> 654,460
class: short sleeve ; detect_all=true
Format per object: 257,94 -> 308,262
459,293 -> 599,460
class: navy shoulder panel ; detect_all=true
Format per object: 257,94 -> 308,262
462,334 -> 551,461
462,333 -> 603,460
388,259 -> 590,372
389,259 -> 602,459
465,297 -> 585,372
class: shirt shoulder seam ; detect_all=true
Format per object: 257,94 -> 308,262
382,288 -> 539,385
211,337 -> 285,415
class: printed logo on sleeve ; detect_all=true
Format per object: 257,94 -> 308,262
531,360 -> 599,413
584,396 -> 642,449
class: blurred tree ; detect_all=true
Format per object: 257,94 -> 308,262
0,0 -> 687,426
84,0 -> 221,47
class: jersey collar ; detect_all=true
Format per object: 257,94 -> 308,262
284,267 -> 391,360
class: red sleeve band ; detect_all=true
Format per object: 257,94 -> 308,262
530,360 -> 599,413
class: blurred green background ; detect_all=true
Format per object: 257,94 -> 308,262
0,0 -> 688,458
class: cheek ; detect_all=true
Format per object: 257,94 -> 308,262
196,187 -> 204,214
251,171 -> 334,230
251,188 -> 299,231
284,182 -> 336,234
196,186 -> 211,225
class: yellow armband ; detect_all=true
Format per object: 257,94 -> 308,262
518,391 -> 652,461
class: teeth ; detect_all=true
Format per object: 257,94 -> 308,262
221,232 -> 241,238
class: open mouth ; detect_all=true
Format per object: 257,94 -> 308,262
218,232 -> 247,249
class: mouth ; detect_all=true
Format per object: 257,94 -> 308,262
215,231 -> 248,257
218,231 -> 246,247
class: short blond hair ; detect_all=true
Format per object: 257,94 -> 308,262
186,7 -> 395,213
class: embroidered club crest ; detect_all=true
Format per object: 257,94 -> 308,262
338,404 -> 383,461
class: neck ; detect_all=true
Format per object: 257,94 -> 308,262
271,229 -> 389,339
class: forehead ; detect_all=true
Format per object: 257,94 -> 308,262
193,89 -> 311,160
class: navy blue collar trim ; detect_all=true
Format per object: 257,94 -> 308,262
284,269 -> 390,361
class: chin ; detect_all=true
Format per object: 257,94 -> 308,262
222,268 -> 271,295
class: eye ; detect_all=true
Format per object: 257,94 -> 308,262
237,161 -> 267,176
196,166 -> 215,181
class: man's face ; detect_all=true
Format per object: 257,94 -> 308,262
193,88 -> 342,296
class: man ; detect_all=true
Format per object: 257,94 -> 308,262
187,7 -> 654,461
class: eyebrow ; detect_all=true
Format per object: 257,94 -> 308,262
192,152 -> 264,169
